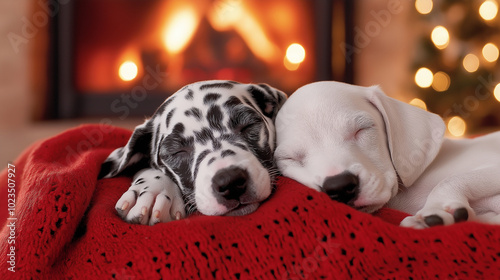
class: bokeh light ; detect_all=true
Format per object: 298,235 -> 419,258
415,67 -> 434,88
432,71 -> 451,92
409,98 -> 428,111
447,116 -> 466,137
431,26 -> 450,49
494,83 -> 500,102
118,61 -> 138,81
415,0 -> 433,14
479,0 -> 498,21
482,43 -> 499,62
463,54 -> 480,72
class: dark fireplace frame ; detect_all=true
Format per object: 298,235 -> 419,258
47,0 -> 354,119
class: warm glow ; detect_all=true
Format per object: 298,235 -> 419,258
162,8 -> 200,54
431,26 -> 449,49
409,98 -> 427,111
415,67 -> 433,88
207,0 -> 277,62
209,0 -> 244,29
479,0 -> 498,21
432,71 -> 451,92
286,43 -> 305,64
494,83 -> 500,102
119,61 -> 138,81
463,54 -> 480,72
415,0 -> 433,14
482,43 -> 499,62
447,116 -> 466,137
284,57 -> 300,71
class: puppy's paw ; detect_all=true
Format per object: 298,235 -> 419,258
115,169 -> 186,226
400,202 -> 474,229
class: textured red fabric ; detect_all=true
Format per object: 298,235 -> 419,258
1,124 -> 500,279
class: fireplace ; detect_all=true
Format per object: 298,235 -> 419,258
47,0 -> 354,119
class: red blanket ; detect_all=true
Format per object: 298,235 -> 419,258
1,124 -> 499,279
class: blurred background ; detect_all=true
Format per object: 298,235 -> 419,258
1,0 -> 499,164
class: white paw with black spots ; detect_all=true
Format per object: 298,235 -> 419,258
400,201 -> 473,229
115,169 -> 186,226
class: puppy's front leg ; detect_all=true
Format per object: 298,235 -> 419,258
115,168 -> 186,226
401,166 -> 500,228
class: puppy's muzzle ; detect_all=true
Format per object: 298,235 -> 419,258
322,171 -> 359,204
212,166 -> 248,202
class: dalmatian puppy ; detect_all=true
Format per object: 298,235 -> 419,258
274,81 -> 500,229
99,80 -> 287,225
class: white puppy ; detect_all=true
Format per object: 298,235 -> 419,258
275,81 -> 500,229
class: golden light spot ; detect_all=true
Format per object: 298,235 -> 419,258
415,67 -> 433,88
432,71 -> 451,92
479,0 -> 498,21
415,0 -> 433,14
118,61 -> 138,81
494,83 -> 500,102
447,116 -> 466,137
463,54 -> 480,73
409,98 -> 427,111
431,26 -> 449,49
482,43 -> 499,62
285,43 -> 306,64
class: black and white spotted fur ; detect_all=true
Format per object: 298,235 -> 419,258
99,80 -> 287,225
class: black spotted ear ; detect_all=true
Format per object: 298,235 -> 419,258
248,84 -> 287,119
98,121 -> 153,179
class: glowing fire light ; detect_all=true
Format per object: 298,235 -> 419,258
208,0 -> 278,62
162,8 -> 200,54
286,43 -> 305,64
119,61 -> 138,81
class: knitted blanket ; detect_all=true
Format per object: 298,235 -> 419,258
1,124 -> 499,279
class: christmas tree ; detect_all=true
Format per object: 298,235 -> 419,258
412,0 -> 500,136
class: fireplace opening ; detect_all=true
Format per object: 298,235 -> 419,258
48,0 -> 354,119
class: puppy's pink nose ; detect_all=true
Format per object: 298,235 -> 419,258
322,172 -> 359,204
212,166 -> 248,201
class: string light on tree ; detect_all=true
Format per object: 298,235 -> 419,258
409,98 -> 428,110
479,0 -> 498,21
431,26 -> 450,49
495,83 -> 500,102
482,43 -> 499,62
462,54 -> 480,73
432,71 -> 450,92
415,67 -> 433,88
415,0 -> 433,15
447,116 -> 467,137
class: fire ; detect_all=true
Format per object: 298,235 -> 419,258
162,7 -> 200,54
208,0 -> 278,63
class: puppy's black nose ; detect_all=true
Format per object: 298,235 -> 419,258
322,172 -> 359,204
212,166 -> 248,201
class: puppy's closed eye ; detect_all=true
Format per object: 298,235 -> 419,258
276,151 -> 306,167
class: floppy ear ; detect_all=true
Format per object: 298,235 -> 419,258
98,121 -> 153,179
367,86 -> 445,187
249,84 -> 287,120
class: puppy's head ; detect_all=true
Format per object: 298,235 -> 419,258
274,81 -> 444,213
100,80 -> 287,216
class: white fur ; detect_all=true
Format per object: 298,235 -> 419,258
275,81 -> 500,228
